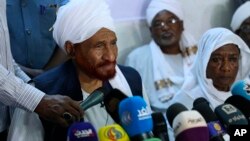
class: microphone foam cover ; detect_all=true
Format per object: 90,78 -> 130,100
225,95 -> 250,122
172,110 -> 209,141
214,103 -> 248,129
152,112 -> 168,133
103,89 -> 128,123
192,97 -> 218,122
231,80 -> 250,100
98,124 -> 129,141
119,96 -> 153,137
166,103 -> 188,127
67,122 -> 98,141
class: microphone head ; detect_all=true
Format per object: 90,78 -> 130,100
225,95 -> 250,122
166,103 -> 188,127
103,88 -> 128,123
192,97 -> 218,122
193,97 -> 226,139
80,87 -> 107,110
67,122 -> 98,141
151,112 -> 168,133
98,124 -> 129,141
214,103 -> 248,130
231,80 -> 250,100
172,110 -> 209,141
118,96 -> 153,137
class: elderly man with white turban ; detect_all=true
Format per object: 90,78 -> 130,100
231,1 -> 250,48
7,0 -> 150,140
125,0 -> 197,112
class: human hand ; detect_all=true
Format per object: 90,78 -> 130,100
34,95 -> 83,127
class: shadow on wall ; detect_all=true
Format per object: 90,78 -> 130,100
209,0 -> 235,29
115,20 -> 151,65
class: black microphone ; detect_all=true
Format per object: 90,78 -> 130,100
193,97 -> 225,141
214,103 -> 248,131
103,88 -> 128,123
80,87 -> 107,110
151,112 -> 169,141
225,95 -> 250,123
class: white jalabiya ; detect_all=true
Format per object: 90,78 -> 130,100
172,28 -> 250,110
7,66 -> 151,141
53,0 -> 115,51
231,1 -> 250,32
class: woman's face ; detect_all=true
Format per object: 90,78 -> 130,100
206,44 -> 240,92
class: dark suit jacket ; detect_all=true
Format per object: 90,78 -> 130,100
33,60 -> 143,141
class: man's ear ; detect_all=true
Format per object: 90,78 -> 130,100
65,41 -> 75,57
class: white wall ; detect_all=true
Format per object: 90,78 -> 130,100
106,0 -> 235,64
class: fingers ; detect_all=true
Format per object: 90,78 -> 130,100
60,97 -> 83,122
35,95 -> 84,127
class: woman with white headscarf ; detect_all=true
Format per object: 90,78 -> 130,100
172,27 -> 250,110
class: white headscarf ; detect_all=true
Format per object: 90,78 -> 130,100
53,0 -> 115,51
180,27 -> 250,109
231,1 -> 250,32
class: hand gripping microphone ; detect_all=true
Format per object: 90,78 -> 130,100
67,122 -> 98,141
166,103 -> 209,141
119,96 -> 154,141
231,80 -> 250,100
103,88 -> 128,123
214,103 -> 248,131
192,97 -> 226,141
98,124 -> 130,141
225,95 -> 250,122
80,87 -> 107,110
151,112 -> 169,141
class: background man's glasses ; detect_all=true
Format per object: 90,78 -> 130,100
152,18 -> 180,28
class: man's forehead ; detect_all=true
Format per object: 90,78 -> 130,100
91,28 -> 116,40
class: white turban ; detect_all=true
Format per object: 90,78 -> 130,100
146,0 -> 184,26
53,0 -> 115,51
231,1 -> 250,32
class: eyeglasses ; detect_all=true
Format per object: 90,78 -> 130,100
152,18 -> 180,29
240,24 -> 250,33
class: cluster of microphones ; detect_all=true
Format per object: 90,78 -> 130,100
66,80 -> 250,141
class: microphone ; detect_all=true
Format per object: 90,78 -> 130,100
193,97 -> 226,141
118,96 -> 154,141
231,80 -> 250,100
166,103 -> 188,128
214,103 -> 248,130
67,122 -> 98,141
225,95 -> 250,123
166,103 -> 209,141
98,124 -> 130,141
103,88 -> 128,123
80,87 -> 107,110
151,112 -> 169,141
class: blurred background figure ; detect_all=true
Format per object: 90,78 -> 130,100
6,0 -> 69,77
231,1 -> 250,48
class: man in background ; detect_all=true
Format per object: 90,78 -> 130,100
231,1 -> 250,48
6,0 -> 68,77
